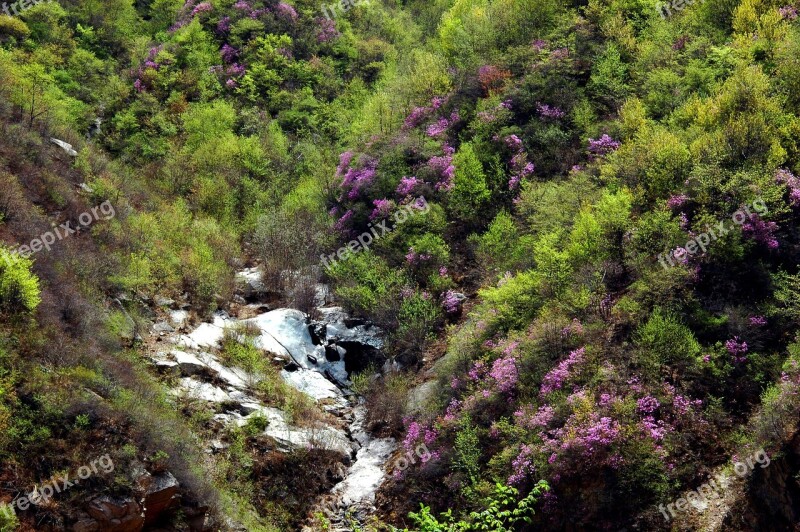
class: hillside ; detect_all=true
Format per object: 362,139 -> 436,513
1,0 -> 800,530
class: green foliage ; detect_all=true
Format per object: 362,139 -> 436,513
327,251 -> 407,325
0,247 -> 41,314
635,309 -> 701,375
0,505 -> 18,532
453,417 -> 482,483
407,481 -> 549,531
449,143 -> 491,223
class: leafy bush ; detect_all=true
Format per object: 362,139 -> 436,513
0,247 -> 41,314
635,309 -> 701,375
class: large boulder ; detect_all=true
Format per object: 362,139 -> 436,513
73,496 -> 144,532
142,472 -> 180,525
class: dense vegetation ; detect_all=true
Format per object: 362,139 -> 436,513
1,0 -> 800,529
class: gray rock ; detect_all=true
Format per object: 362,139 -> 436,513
50,138 -> 78,157
152,321 -> 175,334
169,350 -> 207,377
154,296 -> 175,308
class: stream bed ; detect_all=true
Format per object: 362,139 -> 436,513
148,291 -> 396,530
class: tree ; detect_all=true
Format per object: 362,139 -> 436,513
0,248 -> 41,315
449,142 -> 491,224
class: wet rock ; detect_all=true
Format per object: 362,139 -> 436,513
309,322 -> 327,345
325,344 -> 344,362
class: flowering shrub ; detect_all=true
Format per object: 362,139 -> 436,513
742,214 -> 779,249
540,347 -> 585,396
587,134 -> 621,159
490,355 -> 519,394
726,336 -> 749,364
776,168 -> 800,206
370,198 -> 394,221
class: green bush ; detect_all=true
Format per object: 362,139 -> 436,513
635,309 -> 701,375
0,247 -> 41,314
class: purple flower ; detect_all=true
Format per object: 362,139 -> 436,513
726,336 -> 748,363
536,102 -> 566,119
336,151 -> 354,177
396,176 -> 421,197
490,356 -> 518,393
667,194 -> 689,208
468,360 -> 486,382
369,198 -> 393,220
749,315 -> 767,327
779,5 -> 798,19
508,444 -> 535,485
532,39 -> 548,51
776,169 -> 800,207
275,2 -> 298,21
317,18 -> 340,42
426,117 -> 450,138
640,416 -> 670,441
225,78 -> 239,89
637,395 -> 660,414
505,134 -> 523,152
221,44 -> 239,63
334,209 -> 353,232
226,63 -> 246,77
216,16 -> 231,33
587,134 -> 621,158
191,2 -> 212,16
442,290 -> 462,314
404,106 -> 430,129
540,347 -> 585,396
742,214 -> 779,249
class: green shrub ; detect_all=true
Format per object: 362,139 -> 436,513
449,142 -> 491,224
0,247 -> 41,314
635,309 -> 701,375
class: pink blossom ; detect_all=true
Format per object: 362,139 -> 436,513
587,134 -> 620,159
508,444 -> 536,485
370,198 -> 393,220
742,214 -> 779,249
275,2 -> 298,21
490,356 -> 518,394
667,194 -> 689,208
540,347 -> 585,396
637,395 -> 660,414
442,290 -> 462,314
726,336 -> 749,364
396,176 -> 421,197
